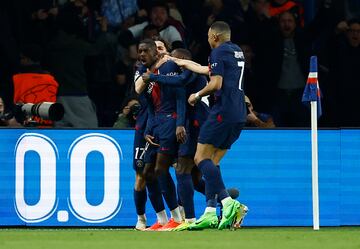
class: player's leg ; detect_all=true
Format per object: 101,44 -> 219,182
211,150 -> 240,199
173,156 -> 196,231
143,162 -> 169,230
134,172 -> 147,230
213,124 -> 247,230
191,166 -> 205,195
133,131 -> 148,230
195,143 -> 230,204
188,143 -> 220,229
155,153 -> 183,230
212,148 -> 227,166
142,136 -> 169,230
174,126 -> 199,230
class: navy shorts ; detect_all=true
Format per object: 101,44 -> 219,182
144,114 -> 178,164
133,129 -> 147,173
178,121 -> 200,157
198,114 -> 244,150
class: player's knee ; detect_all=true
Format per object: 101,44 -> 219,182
176,158 -> 194,174
134,173 -> 146,191
143,163 -> 156,183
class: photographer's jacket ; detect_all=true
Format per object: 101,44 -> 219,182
13,67 -> 59,125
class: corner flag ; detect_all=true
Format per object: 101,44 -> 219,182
302,56 -> 322,118
302,56 -> 321,230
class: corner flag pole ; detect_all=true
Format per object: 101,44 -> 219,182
302,56 -> 321,230
311,101 -> 319,230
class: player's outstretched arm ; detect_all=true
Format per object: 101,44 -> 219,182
188,75 -> 222,106
167,56 -> 209,75
145,69 -> 196,87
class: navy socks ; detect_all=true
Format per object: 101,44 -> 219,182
134,189 -> 147,215
157,170 -> 178,211
176,173 -> 195,219
198,159 -> 229,206
146,179 -> 165,213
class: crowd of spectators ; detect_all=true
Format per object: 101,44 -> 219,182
0,0 -> 359,128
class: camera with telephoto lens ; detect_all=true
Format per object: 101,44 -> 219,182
15,102 -> 65,125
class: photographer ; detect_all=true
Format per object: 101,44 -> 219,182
0,95 -> 21,127
12,43 -> 59,127
113,95 -> 140,128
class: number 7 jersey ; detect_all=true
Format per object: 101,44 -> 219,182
209,41 -> 247,123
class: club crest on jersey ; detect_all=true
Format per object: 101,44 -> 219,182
136,160 -> 144,168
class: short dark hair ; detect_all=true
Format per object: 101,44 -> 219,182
152,35 -> 172,52
171,48 -> 192,60
138,38 -> 157,51
347,18 -> 360,27
210,21 -> 231,35
150,0 -> 170,14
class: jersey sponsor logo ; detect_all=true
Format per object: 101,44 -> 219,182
210,63 -> 218,69
166,72 -> 178,76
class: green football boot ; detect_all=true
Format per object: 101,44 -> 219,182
173,221 -> 192,231
188,212 -> 219,230
218,199 -> 241,230
231,204 -> 249,229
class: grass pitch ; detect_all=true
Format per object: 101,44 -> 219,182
1,227 -> 360,249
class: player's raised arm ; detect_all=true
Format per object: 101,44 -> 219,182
168,56 -> 209,75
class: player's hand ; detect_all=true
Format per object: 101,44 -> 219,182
176,126 -> 187,144
188,93 -> 197,106
142,70 -> 151,83
145,134 -> 159,147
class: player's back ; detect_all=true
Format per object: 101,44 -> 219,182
209,41 -> 247,123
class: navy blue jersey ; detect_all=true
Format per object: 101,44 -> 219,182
186,74 -> 209,126
149,70 -> 209,126
135,61 -> 186,127
209,41 -> 247,123
134,93 -> 148,131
